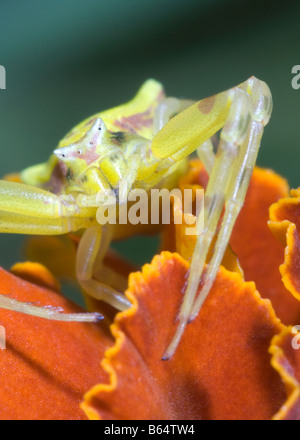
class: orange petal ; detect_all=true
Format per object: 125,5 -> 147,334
279,224 -> 300,302
0,266 -> 112,420
162,160 -> 296,323
11,261 -> 61,292
82,252 -> 286,420
229,168 -> 300,325
270,326 -> 300,420
269,189 -> 300,233
269,190 -> 300,304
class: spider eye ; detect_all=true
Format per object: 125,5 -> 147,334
62,154 -> 65,158
77,150 -> 82,154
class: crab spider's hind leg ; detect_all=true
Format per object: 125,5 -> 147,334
153,97 -> 195,134
76,225 -> 132,311
163,87 -> 253,358
163,77 -> 272,359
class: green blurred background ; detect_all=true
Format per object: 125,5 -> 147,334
0,0 -> 299,278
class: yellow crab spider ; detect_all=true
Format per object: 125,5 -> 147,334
0,77 -> 272,359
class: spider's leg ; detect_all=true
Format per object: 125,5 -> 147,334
0,180 -> 97,235
163,78 -> 272,359
190,79 -> 272,320
75,152 -> 145,312
76,225 -> 132,311
0,181 -> 101,321
153,97 -> 195,134
197,139 -> 215,175
0,295 -> 101,322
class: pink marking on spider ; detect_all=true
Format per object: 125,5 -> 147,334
69,144 -> 100,165
114,108 -> 153,134
113,91 -> 164,133
42,163 -> 66,195
198,95 -> 216,114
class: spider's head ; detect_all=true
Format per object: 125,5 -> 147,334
54,118 -> 107,177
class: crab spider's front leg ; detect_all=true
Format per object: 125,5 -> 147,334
190,83 -> 271,320
76,225 -> 132,311
153,97 -> 195,134
0,180 -> 97,235
0,180 -> 101,322
157,77 -> 272,359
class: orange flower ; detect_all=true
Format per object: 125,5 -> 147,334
0,263 -> 112,420
0,160 -> 300,420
